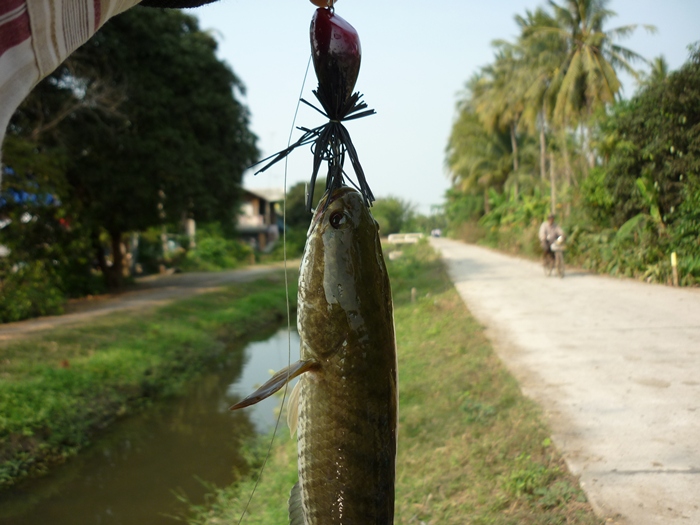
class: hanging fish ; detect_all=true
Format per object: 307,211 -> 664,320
252,3 -> 376,212
232,4 -> 396,522
230,186 -> 397,524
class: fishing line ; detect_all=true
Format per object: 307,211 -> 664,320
235,53 -> 313,525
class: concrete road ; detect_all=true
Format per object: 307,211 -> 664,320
0,261 -> 296,343
432,238 -> 700,525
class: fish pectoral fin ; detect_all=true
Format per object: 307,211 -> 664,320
229,360 -> 315,411
288,481 -> 304,525
286,379 -> 302,437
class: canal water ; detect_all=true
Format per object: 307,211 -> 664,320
0,324 -> 300,525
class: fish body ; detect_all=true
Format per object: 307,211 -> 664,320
230,186 -> 397,524
293,186 -> 397,524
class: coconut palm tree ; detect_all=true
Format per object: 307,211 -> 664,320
515,8 -> 566,182
638,55 -> 669,88
446,88 -> 513,213
471,46 -> 525,176
532,0 -> 655,127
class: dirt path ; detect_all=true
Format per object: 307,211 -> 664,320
432,238 -> 700,525
0,261 -> 296,343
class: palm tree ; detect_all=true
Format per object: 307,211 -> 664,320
638,55 -> 669,87
532,0 -> 655,127
446,88 -> 512,213
515,8 -> 566,183
516,0 -> 655,199
471,45 -> 526,180
447,0 -> 655,219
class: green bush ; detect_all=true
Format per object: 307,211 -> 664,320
177,224 -> 253,271
671,181 -> 700,284
181,236 -> 252,271
136,223 -> 255,273
471,188 -> 549,257
445,189 -> 484,227
0,261 -> 65,322
259,227 -> 307,262
502,454 -> 557,499
136,227 -> 166,274
564,180 -> 700,284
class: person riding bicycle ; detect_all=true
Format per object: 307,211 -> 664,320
539,213 -> 564,261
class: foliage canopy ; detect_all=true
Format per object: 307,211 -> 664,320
1,7 -> 259,318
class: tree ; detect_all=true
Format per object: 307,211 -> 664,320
589,47 -> 700,229
283,178 -> 327,229
471,45 -> 526,184
445,0 -> 655,236
529,0 -> 655,127
446,90 -> 513,213
638,55 -> 669,88
1,53 -> 123,319
371,196 -> 416,235
515,8 -> 566,183
517,0 -> 653,203
57,7 -> 258,287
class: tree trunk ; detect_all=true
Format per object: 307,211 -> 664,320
585,105 -> 595,170
129,233 -> 140,275
510,121 -> 519,172
549,153 -> 556,215
161,225 -> 168,258
483,188 -> 491,214
539,112 -> 547,181
560,130 -> 571,187
510,121 -> 519,198
107,230 -> 124,290
92,230 -> 108,279
580,125 -> 589,180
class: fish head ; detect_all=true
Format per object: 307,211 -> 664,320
309,185 -> 374,238
299,186 -> 391,361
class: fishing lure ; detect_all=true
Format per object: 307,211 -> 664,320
253,1 -> 376,212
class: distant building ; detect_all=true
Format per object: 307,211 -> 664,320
238,188 -> 284,251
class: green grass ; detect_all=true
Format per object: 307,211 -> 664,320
0,272 -> 297,489
185,241 -> 603,524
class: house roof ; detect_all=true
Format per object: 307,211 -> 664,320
243,187 -> 285,203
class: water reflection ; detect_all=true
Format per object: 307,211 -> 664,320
227,325 -> 301,433
0,324 -> 300,525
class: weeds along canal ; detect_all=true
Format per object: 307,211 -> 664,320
0,323 -> 301,525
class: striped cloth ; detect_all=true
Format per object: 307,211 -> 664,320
0,0 -> 140,183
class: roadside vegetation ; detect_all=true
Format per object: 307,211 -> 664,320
0,272 -> 296,490
444,0 -> 699,286
185,241 -> 602,525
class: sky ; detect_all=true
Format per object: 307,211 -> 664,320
191,0 -> 700,215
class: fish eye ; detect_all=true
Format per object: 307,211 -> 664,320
329,211 -> 347,229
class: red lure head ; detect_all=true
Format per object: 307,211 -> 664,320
310,8 -> 361,115
252,6 -> 375,212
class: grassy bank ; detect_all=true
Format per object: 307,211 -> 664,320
186,241 -> 602,524
0,272 -> 297,490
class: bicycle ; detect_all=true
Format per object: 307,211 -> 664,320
543,236 -> 565,278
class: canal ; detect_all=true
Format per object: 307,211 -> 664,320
0,323 -> 300,525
